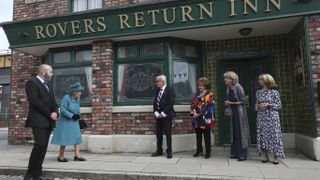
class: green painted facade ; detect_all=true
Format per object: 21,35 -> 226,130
2,0 -> 320,48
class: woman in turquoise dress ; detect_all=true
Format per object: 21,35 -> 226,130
51,82 -> 86,162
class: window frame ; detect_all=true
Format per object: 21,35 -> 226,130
114,38 -> 203,106
69,0 -> 104,13
49,45 -> 93,107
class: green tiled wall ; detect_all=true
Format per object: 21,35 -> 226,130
204,19 -> 314,144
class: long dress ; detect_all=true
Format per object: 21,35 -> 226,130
51,95 -> 82,146
228,88 -> 248,159
256,89 -> 285,158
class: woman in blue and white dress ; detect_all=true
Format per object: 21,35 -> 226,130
256,74 -> 285,165
51,82 -> 86,162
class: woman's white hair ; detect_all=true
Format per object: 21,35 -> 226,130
156,75 -> 167,84
223,71 -> 239,84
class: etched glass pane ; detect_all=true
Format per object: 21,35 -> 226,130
52,51 -> 70,64
173,43 -> 198,57
117,46 -> 138,59
143,43 -> 164,56
53,67 -> 92,104
76,49 -> 92,62
117,63 -> 163,102
173,61 -> 197,99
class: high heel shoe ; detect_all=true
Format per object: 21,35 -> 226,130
57,157 -> 68,162
193,151 -> 203,157
74,156 -> 86,161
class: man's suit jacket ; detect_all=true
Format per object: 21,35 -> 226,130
153,86 -> 175,119
25,77 -> 58,128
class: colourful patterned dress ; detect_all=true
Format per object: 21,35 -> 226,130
256,89 -> 285,158
191,91 -> 215,129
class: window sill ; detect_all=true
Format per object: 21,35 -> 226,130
80,105 -> 190,113
112,105 -> 190,113
80,107 -> 92,114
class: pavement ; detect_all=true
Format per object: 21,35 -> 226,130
0,128 -> 320,180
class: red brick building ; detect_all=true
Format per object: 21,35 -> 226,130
2,0 -> 320,159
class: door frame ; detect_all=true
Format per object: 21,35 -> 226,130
216,53 -> 275,146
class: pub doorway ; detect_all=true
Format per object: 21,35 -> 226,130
217,54 -> 274,146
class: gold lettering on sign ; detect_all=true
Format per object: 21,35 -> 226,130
163,8 -> 176,24
97,17 -> 107,32
229,0 -> 237,17
181,6 -> 195,22
71,20 -> 81,35
198,2 -> 214,20
265,0 -> 281,12
46,24 -> 57,38
243,0 -> 258,15
34,26 -> 46,39
84,19 -> 96,34
148,10 -> 160,26
119,14 -> 132,29
56,22 -> 68,36
134,12 -> 146,28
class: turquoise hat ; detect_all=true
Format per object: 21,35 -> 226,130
67,82 -> 84,93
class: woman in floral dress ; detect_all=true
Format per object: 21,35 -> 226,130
256,74 -> 285,165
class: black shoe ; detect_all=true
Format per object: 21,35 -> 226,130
167,152 -> 172,159
238,157 -> 246,161
74,156 -> 86,161
193,151 -> 203,157
273,160 -> 280,165
151,151 -> 163,157
204,153 -> 211,159
57,157 -> 68,162
23,175 -> 34,180
261,159 -> 269,163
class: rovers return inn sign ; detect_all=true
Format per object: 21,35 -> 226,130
2,0 -> 320,49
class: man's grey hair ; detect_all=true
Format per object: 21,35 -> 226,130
156,75 -> 167,84
223,71 -> 239,84
38,64 -> 52,73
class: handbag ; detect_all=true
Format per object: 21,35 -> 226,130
224,106 -> 233,117
79,119 -> 87,129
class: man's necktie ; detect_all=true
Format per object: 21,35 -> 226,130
156,89 -> 163,110
43,81 -> 49,92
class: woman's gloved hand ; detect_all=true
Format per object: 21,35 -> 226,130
72,114 -> 80,120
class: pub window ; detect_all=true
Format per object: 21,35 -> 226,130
115,39 -> 202,106
72,0 -> 103,12
50,46 -> 92,106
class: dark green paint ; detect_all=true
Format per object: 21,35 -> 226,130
2,0 -> 320,49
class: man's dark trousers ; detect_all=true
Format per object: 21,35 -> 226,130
26,128 -> 51,177
156,117 -> 172,153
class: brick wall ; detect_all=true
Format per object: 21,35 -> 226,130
91,40 -> 114,135
112,112 -> 193,135
13,0 -> 175,21
9,51 -> 41,144
13,0 -> 68,20
309,15 -> 320,136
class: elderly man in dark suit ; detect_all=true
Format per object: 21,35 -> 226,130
24,64 -> 58,180
151,75 -> 175,159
